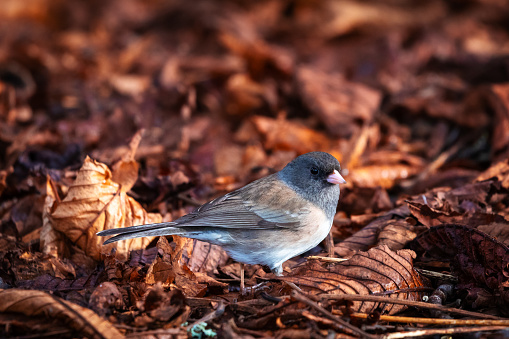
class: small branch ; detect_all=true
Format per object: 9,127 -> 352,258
321,294 -> 504,320
292,291 -> 377,339
348,312 -> 509,326
414,268 -> 457,283
383,326 -> 508,339
306,255 -> 347,263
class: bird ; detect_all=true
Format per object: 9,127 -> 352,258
97,151 -> 346,289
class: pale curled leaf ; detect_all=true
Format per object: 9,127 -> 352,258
49,156 -> 162,260
0,289 -> 124,339
111,129 -> 144,192
285,245 -> 430,315
41,176 -> 68,257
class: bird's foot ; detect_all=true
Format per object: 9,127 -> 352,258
240,281 -> 269,296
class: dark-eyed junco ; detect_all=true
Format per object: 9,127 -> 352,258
98,152 -> 345,276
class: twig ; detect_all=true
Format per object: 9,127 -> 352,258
292,291 -> 377,339
383,326 -> 508,339
125,328 -> 182,338
321,294 -> 504,320
186,300 -> 225,330
306,255 -> 347,263
348,312 -> 509,326
414,268 -> 457,283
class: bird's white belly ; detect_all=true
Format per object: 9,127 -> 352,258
271,208 -> 332,267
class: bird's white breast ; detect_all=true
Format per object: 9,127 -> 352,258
272,207 -> 333,268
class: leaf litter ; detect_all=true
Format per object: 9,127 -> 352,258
1,0 -> 509,338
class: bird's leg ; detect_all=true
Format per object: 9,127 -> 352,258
272,265 -> 302,292
326,231 -> 334,258
240,263 -> 245,295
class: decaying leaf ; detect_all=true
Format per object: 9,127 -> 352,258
89,282 -> 125,317
139,283 -> 189,325
183,239 -> 230,274
48,156 -> 162,261
285,245 -> 429,315
408,224 -> 509,313
0,289 -> 124,338
146,237 -> 207,297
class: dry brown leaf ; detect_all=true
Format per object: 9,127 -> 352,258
348,164 -> 419,188
48,156 -> 162,261
183,239 -> 230,275
89,282 -> 125,317
146,237 -> 207,298
477,158 -> 509,189
111,129 -> 143,193
320,0 -> 446,38
296,67 -> 381,138
40,176 -> 68,257
285,245 -> 429,315
478,223 -> 509,247
334,207 -> 422,258
408,224 -> 509,313
487,84 -> 509,160
0,289 -> 124,339
251,115 -> 338,157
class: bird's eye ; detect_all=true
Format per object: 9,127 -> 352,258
310,167 -> 319,175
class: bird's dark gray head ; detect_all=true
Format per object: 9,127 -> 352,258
278,152 -> 342,217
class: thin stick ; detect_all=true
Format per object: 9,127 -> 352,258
291,291 -> 377,339
320,294 -> 503,320
347,312 -> 509,326
383,326 -> 508,339
306,255 -> 347,263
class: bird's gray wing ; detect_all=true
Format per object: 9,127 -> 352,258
174,174 -> 311,229
97,175 -> 311,243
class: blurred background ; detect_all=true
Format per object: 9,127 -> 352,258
1,0 -> 509,218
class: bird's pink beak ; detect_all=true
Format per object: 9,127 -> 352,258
327,169 -> 346,185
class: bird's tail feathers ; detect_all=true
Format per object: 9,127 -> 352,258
97,222 -> 180,245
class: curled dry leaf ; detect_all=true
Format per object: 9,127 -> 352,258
0,289 -> 124,339
285,245 -> 429,315
48,156 -> 162,261
334,206 -> 421,258
41,176 -> 68,257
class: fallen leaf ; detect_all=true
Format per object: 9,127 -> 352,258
408,224 -> 509,313
0,289 -> 124,338
48,156 -> 162,261
89,282 -> 125,317
296,67 -> 381,138
285,245 -> 430,315
251,115 -> 336,156
41,176 -> 68,257
183,239 -> 229,275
